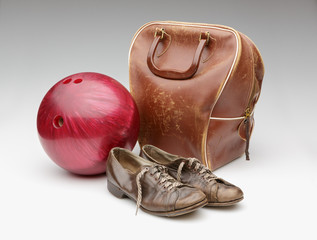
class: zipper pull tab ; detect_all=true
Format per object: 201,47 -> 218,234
245,108 -> 251,118
244,108 -> 251,160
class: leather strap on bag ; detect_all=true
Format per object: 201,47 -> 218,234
147,28 -> 210,80
244,108 -> 251,160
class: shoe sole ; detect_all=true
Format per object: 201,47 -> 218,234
206,196 -> 244,207
141,198 -> 208,217
107,180 -> 208,217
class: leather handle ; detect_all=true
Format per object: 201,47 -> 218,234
147,30 -> 209,80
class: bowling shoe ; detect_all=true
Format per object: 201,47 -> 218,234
106,147 -> 208,217
141,145 -> 244,206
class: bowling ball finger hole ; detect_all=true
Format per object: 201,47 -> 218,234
74,79 -> 83,84
53,116 -> 64,129
63,78 -> 72,84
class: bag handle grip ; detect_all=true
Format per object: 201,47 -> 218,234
147,28 -> 210,80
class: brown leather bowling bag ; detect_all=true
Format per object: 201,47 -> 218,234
129,21 -> 264,170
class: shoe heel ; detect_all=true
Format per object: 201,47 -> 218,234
107,180 -> 126,198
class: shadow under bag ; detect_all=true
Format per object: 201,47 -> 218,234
129,21 -> 264,170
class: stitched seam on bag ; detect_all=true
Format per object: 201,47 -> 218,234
203,30 -> 240,169
209,110 -> 254,121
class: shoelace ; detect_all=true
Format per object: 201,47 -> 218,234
135,165 -> 182,215
177,158 -> 218,182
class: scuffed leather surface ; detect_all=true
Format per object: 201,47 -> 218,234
129,21 -> 264,170
106,148 -> 206,212
141,145 -> 244,204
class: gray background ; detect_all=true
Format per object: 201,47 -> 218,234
1,0 -> 316,239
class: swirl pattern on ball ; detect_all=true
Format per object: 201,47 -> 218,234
37,72 -> 140,175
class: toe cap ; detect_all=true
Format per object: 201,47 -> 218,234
216,183 -> 244,203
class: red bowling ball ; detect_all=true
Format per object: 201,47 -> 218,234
37,72 -> 139,175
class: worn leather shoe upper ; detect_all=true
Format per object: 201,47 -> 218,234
106,147 -> 207,216
141,145 -> 244,206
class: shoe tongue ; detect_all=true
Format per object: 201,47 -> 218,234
167,158 -> 187,170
